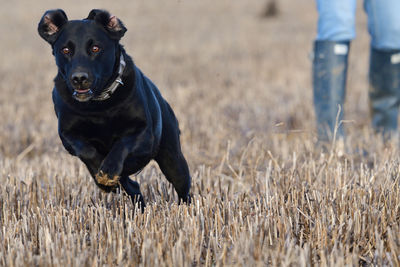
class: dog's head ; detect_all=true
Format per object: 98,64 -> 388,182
38,9 -> 127,102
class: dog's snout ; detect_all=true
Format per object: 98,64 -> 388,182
71,72 -> 89,87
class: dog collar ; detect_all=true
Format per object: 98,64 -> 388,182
92,53 -> 126,101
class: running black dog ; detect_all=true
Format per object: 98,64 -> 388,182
38,9 -> 191,208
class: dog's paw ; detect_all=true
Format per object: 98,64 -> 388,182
99,159 -> 123,178
95,171 -> 120,187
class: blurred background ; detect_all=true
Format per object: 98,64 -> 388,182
0,0 -> 371,168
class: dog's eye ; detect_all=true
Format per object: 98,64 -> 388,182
91,45 -> 101,53
62,47 -> 70,55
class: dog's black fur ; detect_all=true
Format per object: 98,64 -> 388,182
38,9 -> 191,209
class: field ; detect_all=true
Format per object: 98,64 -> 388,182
1,0 -> 400,266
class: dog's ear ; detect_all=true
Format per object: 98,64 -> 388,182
38,9 -> 68,44
86,9 -> 127,40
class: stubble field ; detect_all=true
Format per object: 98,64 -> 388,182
1,0 -> 400,266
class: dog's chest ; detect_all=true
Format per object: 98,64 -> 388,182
66,112 -> 139,150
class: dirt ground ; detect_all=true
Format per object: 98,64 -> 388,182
1,0 -> 399,266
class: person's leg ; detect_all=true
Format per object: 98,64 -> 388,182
365,0 -> 400,138
313,0 -> 357,142
316,0 -> 357,42
364,0 -> 400,50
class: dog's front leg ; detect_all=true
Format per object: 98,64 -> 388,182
96,130 -> 153,186
95,144 -> 128,187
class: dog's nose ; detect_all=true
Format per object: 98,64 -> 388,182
71,72 -> 89,87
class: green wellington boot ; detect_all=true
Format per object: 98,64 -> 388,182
369,48 -> 400,140
313,40 -> 350,142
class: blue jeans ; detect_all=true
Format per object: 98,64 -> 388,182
316,0 -> 400,50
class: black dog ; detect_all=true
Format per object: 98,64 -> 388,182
38,9 -> 191,208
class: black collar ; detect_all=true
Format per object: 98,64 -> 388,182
92,53 -> 126,101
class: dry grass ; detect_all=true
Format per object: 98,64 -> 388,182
1,0 -> 400,266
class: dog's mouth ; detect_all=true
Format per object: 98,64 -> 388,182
72,88 -> 94,102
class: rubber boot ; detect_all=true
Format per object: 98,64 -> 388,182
369,48 -> 400,140
313,40 -> 350,142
